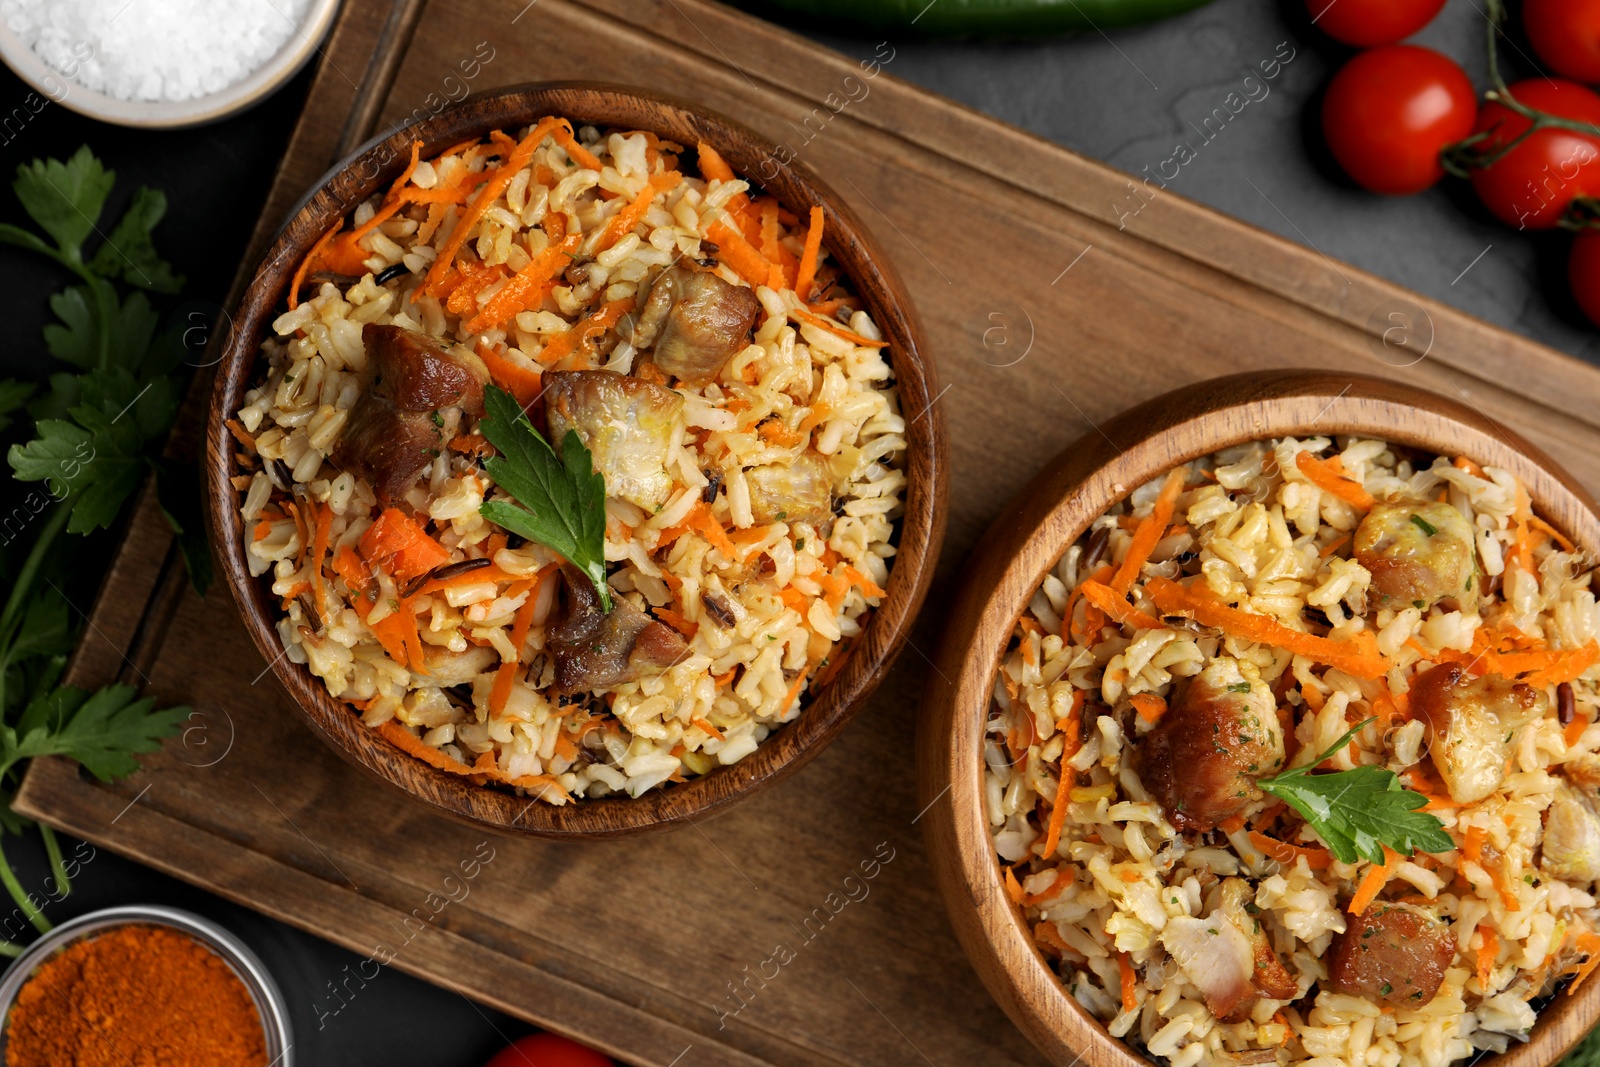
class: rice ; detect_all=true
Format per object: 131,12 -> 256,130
231,120 -> 906,804
986,436 -> 1600,1067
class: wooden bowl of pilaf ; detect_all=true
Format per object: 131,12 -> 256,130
921,371 -> 1600,1067
205,83 -> 945,838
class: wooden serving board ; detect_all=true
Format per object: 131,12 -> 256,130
19,1 -> 1600,1064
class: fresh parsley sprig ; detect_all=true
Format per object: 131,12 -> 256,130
0,147 -> 197,950
477,385 -> 611,611
1256,717 -> 1455,865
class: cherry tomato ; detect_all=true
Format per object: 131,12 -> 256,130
1525,0 -> 1600,84
1304,0 -> 1447,47
483,1033 -> 614,1067
1469,79 -> 1600,229
1571,233 -> 1600,328
1321,46 -> 1477,196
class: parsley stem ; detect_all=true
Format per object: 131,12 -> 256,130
0,937 -> 21,959
0,836 -> 51,935
0,503 -> 70,715
38,825 -> 69,900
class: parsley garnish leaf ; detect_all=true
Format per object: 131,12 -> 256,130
477,385 -> 611,611
8,684 -> 189,782
86,187 -> 184,293
11,147 -> 114,260
1255,717 -> 1454,865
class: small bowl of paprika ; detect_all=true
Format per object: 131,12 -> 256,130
0,904 -> 292,1066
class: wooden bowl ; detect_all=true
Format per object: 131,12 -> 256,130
918,370 -> 1600,1067
206,83 -> 946,837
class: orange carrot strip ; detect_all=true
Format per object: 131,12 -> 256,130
1079,580 -> 1163,632
1319,531 -> 1352,558
1003,866 -> 1025,905
691,716 -> 726,742
288,222 -> 343,310
1531,516 -> 1576,553
1118,952 -> 1138,1014
840,564 -> 887,600
1295,451 -> 1375,511
536,297 -> 636,366
444,260 -> 508,317
359,508 -> 450,580
686,502 -> 736,557
423,116 -> 566,296
595,171 -> 681,253
366,609 -> 413,669
1037,698 -> 1084,860
1348,847 -> 1398,915
1111,468 -> 1189,594
707,218 -> 777,289
475,342 -> 544,409
787,305 -> 888,349
1569,932 -> 1600,995
1219,815 -> 1247,834
1567,717 -> 1590,748
1462,824 -> 1486,863
465,231 -> 581,332
553,126 -> 602,171
310,502 -> 332,622
1454,456 -> 1487,478
1479,928 -> 1499,992
1129,693 -> 1167,724
1248,831 -> 1333,871
252,519 -> 273,543
377,720 -> 475,775
795,205 -> 825,301
1146,577 -> 1390,679
1034,922 -> 1071,955
655,606 -> 698,638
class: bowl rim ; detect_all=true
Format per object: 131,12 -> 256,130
0,904 -> 292,1063
918,369 -> 1600,1067
0,0 -> 340,130
205,80 -> 947,838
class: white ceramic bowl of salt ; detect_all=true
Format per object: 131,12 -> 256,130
0,0 -> 341,128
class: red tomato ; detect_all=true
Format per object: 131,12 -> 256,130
1305,0 -> 1447,47
1469,79 -> 1600,229
1525,0 -> 1600,83
483,1033 -> 614,1067
1571,233 -> 1600,328
1321,46 -> 1477,196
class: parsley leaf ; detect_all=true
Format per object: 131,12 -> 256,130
0,381 -> 32,435
477,385 -> 611,611
1255,717 -> 1454,865
11,146 -> 113,261
7,684 -> 188,782
9,405 -> 148,534
87,187 -> 184,293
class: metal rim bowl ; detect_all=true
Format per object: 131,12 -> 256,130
0,904 -> 292,1064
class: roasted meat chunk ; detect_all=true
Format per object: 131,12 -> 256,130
543,370 -> 684,510
1414,661 -> 1544,805
1136,658 -> 1285,832
1354,499 -> 1477,610
1327,903 -> 1456,1006
548,565 -> 688,694
332,325 -> 489,504
1161,879 -> 1298,1021
635,265 -> 761,383
1543,782 -> 1600,883
746,450 -> 833,526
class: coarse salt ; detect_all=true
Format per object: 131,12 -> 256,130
2,0 -> 310,103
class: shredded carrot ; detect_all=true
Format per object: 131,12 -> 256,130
475,342 -> 544,409
1129,693 -> 1167,724
1295,451 -> 1375,510
423,116 -> 567,297
309,501 -> 331,622
1034,921 -> 1071,955
685,502 -> 736,557
1248,831 -> 1333,871
1023,868 -> 1074,906
758,419 -> 803,448
367,600 -> 425,673
225,418 -> 256,451
359,508 -> 450,580
1489,861 -> 1522,912
1513,483 -> 1534,574
1118,952 -> 1138,1014
1462,824 -> 1486,864
1219,815 -> 1247,834
1111,468 -> 1188,594
1146,577 -> 1390,679
449,433 -> 488,455
691,716 -> 726,742
1003,866 -> 1025,905
1567,717 -> 1590,748
1348,846 -> 1399,915
1454,456 -> 1487,478
840,564 -> 887,600
696,141 -> 737,183
780,669 -> 808,713
377,719 -> 474,774
288,222 -> 343,311
796,401 -> 831,436
595,171 -> 682,253
655,606 -> 698,638
330,545 -> 370,594
794,205 -> 825,301
417,562 -> 518,594
757,198 -> 785,289
1300,682 -> 1326,713
552,126 -> 602,171
1037,698 -> 1083,860
707,219 -> 777,289
1477,927 -> 1498,993
488,571 -> 549,714
443,260 -> 508,317
1531,516 -> 1576,553
537,297 -> 636,366
252,519 -> 273,543
787,305 -> 888,348
1078,580 -> 1163,632
1319,531 -> 1352,558
465,231 -> 582,332
1569,931 -> 1600,995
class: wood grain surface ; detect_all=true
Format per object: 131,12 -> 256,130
919,371 -> 1600,1067
19,1 -> 1600,1064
